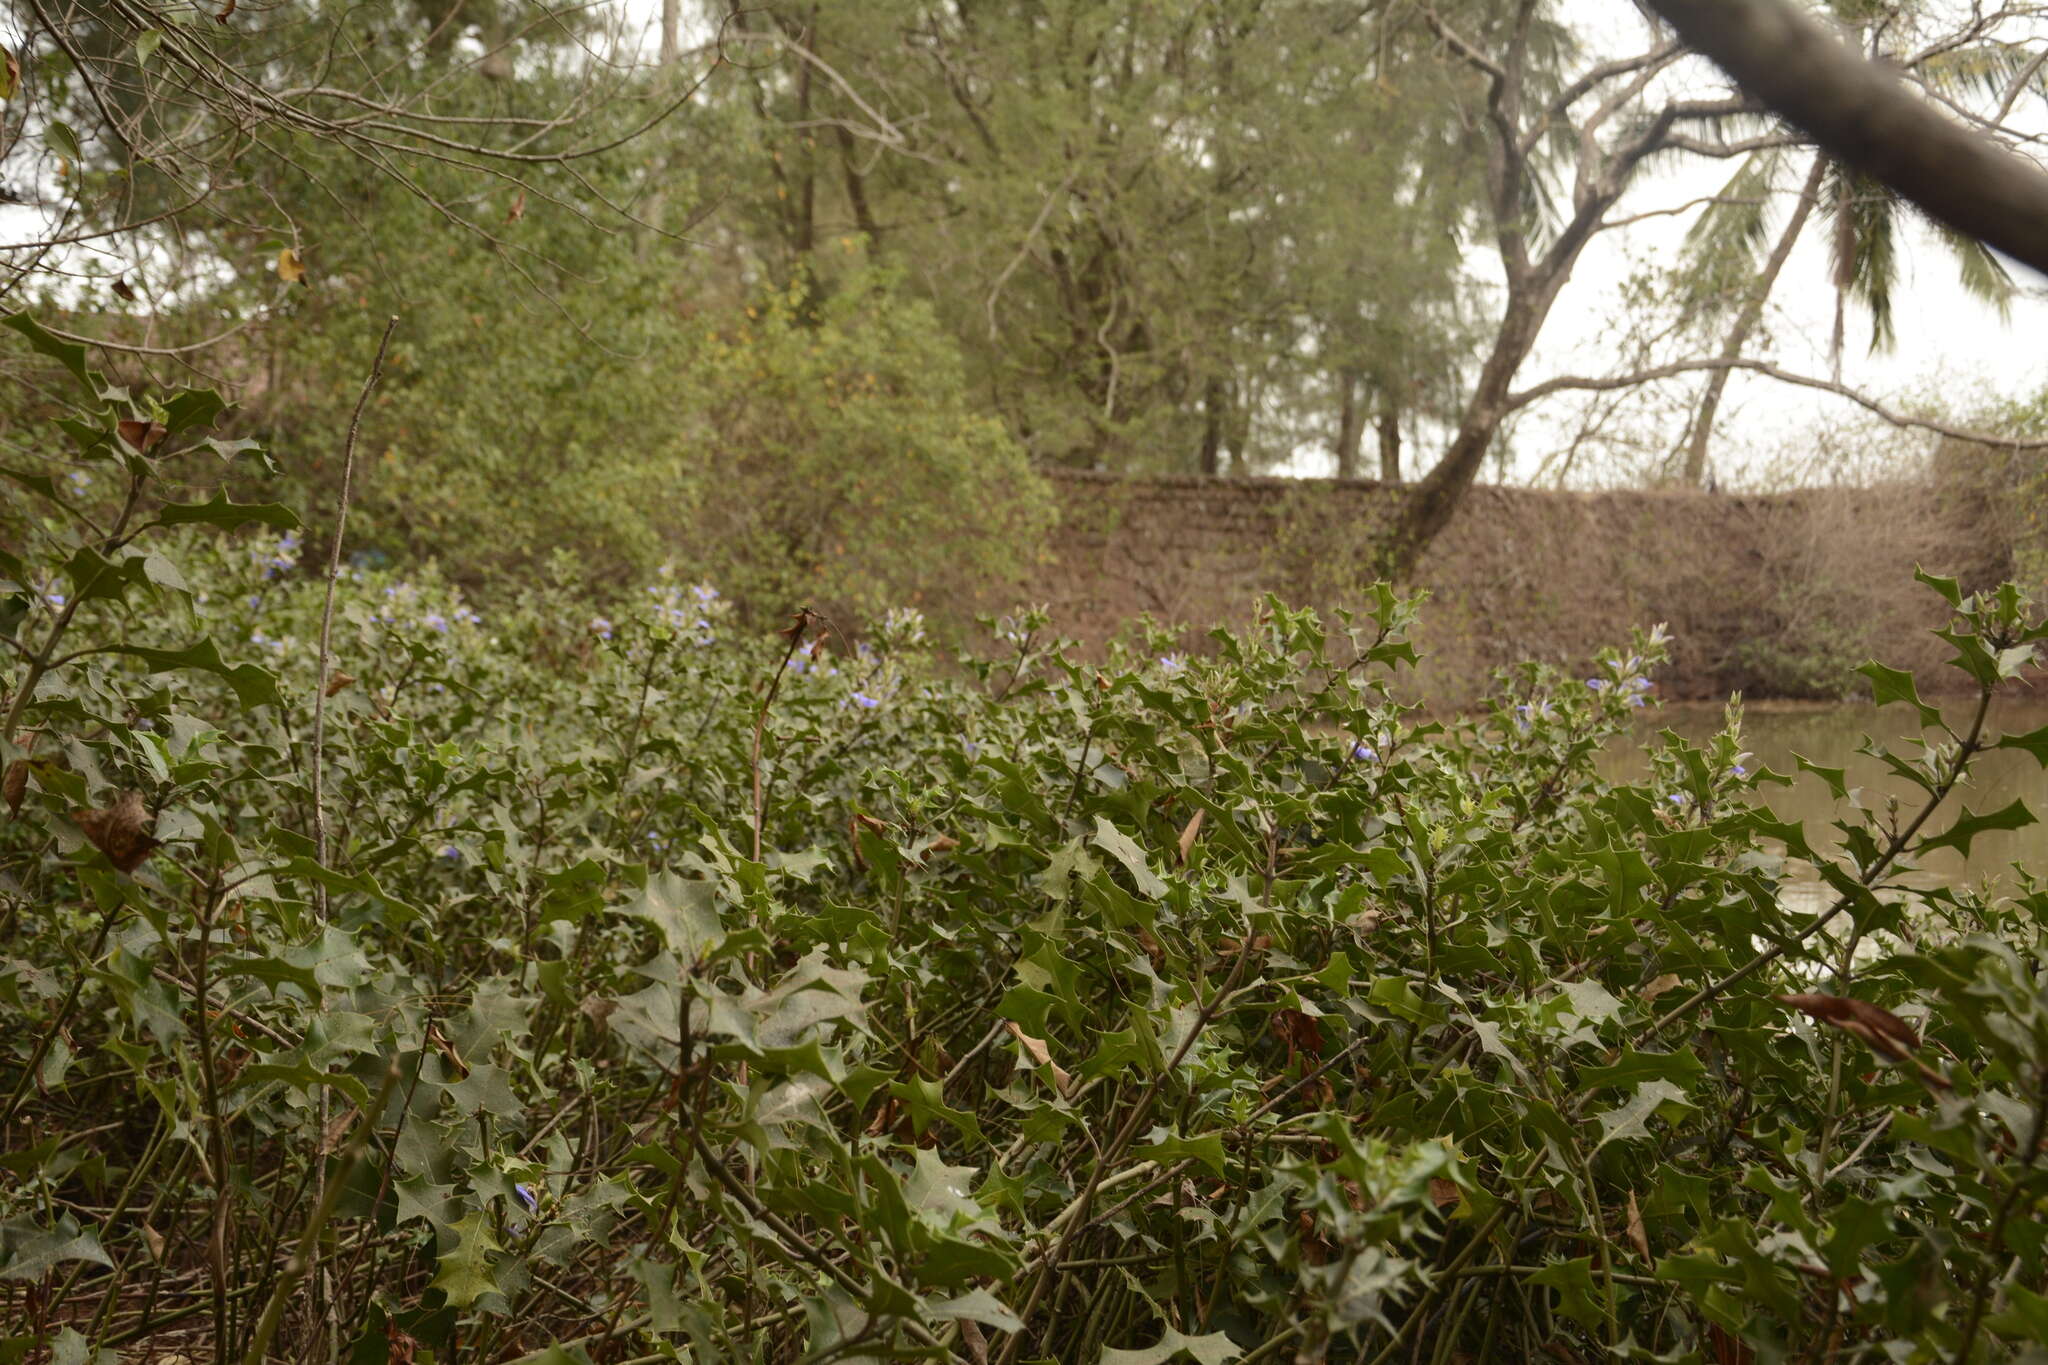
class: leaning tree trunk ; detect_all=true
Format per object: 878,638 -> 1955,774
1377,291 -> 1546,578
1683,154 -> 1827,485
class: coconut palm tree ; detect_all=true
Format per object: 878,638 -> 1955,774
1672,0 -> 2030,486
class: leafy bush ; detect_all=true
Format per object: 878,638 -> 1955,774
11,317 -> 2048,1364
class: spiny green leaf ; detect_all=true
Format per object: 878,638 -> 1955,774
156,491 -> 299,531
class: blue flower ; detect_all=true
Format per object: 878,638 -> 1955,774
1587,678 -> 1609,692
1627,676 -> 1653,692
45,592 -> 65,608
514,1183 -> 539,1213
1731,764 -> 1748,778
1665,794 -> 1685,806
588,616 -> 613,641
1158,653 -> 1186,675
850,692 -> 881,710
1352,743 -> 1377,762
691,583 -> 720,605
437,844 -> 462,863
424,612 -> 449,633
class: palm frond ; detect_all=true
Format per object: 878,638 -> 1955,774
1931,220 -> 2017,318
1911,40 -> 2043,104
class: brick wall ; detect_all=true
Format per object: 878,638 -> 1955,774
1016,469 -> 2009,702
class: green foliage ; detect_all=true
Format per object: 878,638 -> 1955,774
13,325 -> 2048,1361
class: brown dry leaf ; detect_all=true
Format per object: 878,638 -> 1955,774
1270,1007 -> 1326,1059
1429,1176 -> 1461,1210
3,759 -> 25,819
1177,807 -> 1204,864
578,994 -> 617,1032
111,277 -> 137,302
324,671 -> 357,698
1625,1190 -> 1650,1263
1777,992 -> 1953,1089
1640,973 -> 1682,1002
214,0 -> 236,21
117,418 -> 167,452
140,1223 -> 165,1262
275,247 -> 306,284
1004,1020 -> 1072,1093
0,47 -> 19,102
71,791 -> 160,872
319,1105 -> 359,1155
506,189 -> 527,222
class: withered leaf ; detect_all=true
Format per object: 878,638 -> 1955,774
1429,1176 -> 1461,1210
324,671 -> 357,698
111,278 -> 137,302
1640,973 -> 1682,1002
3,759 -> 25,818
275,247 -> 306,285
1625,1190 -> 1650,1263
1004,1020 -> 1072,1094
1270,1007 -> 1325,1059
506,189 -> 526,222
117,418 -> 167,452
140,1223 -> 165,1262
1777,992 -> 1952,1088
1177,807 -> 1204,864
71,790 -> 160,872
215,0 -> 236,21
577,994 -> 618,1032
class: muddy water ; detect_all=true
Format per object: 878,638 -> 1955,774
1603,697 -> 2048,900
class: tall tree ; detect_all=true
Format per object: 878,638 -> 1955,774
1375,2 -> 1755,576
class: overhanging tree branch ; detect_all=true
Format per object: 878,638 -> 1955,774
1508,354 -> 2042,447
1640,0 -> 2048,276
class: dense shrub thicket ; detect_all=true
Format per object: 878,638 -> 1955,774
11,325 -> 2048,1363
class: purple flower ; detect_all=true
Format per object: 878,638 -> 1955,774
514,1183 -> 539,1213
1587,678 -> 1609,692
1158,653 -> 1187,675
589,616 -> 613,641
850,692 -> 881,710
424,612 -> 449,633
1352,743 -> 1377,762
1731,764 -> 1748,778
1665,794 -> 1685,806
437,844 -> 462,863
1627,676 -> 1652,692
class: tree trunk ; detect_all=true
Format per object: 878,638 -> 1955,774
1334,368 -> 1364,479
661,0 -> 680,64
1199,375 -> 1226,476
1376,395 -> 1402,483
1378,291 -> 1546,578
1682,153 -> 1825,485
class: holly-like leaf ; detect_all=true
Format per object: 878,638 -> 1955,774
1101,1328 -> 1244,1365
624,871 -> 723,961
156,491 -> 300,531
1918,797 -> 2034,858
428,1213 -> 501,1309
1091,816 -> 1166,898
104,639 -> 283,710
4,312 -> 94,390
1857,661 -> 1943,729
